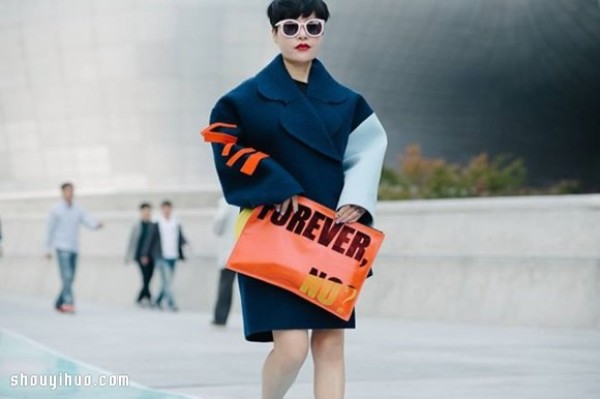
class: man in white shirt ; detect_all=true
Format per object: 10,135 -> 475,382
210,197 -> 239,326
141,201 -> 187,311
45,182 -> 103,313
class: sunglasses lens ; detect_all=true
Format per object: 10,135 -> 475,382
306,21 -> 323,36
282,22 -> 299,37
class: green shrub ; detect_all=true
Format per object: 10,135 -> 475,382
378,145 -> 579,200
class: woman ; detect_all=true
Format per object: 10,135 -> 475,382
202,1 -> 387,397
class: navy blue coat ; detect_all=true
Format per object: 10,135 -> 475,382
204,55 -> 387,342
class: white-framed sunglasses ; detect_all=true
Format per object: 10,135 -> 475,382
274,18 -> 325,38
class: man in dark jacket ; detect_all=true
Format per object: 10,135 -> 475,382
125,203 -> 155,307
141,201 -> 187,311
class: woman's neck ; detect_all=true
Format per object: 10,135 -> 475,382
283,58 -> 312,83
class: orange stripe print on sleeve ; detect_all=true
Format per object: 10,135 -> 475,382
240,152 -> 270,176
226,148 -> 257,167
201,123 -> 238,145
222,143 -> 235,156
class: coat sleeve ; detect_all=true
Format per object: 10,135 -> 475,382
124,224 -> 138,263
45,207 -> 59,253
336,96 -> 388,225
202,96 -> 304,209
178,226 -> 187,261
79,207 -> 100,230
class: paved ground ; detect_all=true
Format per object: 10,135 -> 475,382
1,293 -> 599,399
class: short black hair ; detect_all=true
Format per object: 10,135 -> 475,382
267,0 -> 330,27
139,202 -> 151,210
61,182 -> 73,191
161,200 -> 172,208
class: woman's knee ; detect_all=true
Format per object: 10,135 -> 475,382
311,329 -> 345,363
272,330 -> 309,366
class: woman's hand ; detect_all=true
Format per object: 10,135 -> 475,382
275,195 -> 299,215
335,204 -> 366,224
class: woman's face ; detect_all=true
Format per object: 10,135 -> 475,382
272,13 -> 325,65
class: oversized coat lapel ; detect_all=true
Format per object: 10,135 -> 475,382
256,55 -> 348,161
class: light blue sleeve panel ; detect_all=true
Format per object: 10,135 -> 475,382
336,113 -> 388,225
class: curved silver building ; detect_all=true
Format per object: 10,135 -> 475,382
324,0 -> 600,189
0,0 -> 598,194
0,0 -> 275,194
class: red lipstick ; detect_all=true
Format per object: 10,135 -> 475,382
295,43 -> 311,51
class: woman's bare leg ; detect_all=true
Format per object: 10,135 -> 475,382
262,329 -> 309,399
311,329 -> 345,399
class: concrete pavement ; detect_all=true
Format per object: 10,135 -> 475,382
1,293 -> 599,398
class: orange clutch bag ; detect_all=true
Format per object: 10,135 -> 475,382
227,196 -> 385,321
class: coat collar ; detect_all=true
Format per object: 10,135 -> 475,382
255,55 -> 348,161
256,55 -> 348,104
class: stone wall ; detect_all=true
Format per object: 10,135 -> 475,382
1,192 -> 598,328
